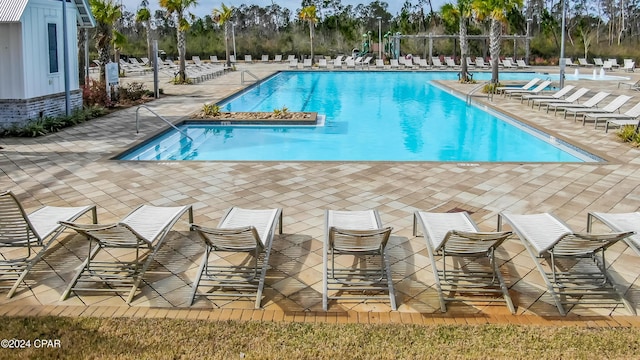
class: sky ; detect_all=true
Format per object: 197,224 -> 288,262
119,1 -> 448,19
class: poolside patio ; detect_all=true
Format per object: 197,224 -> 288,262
1,63 -> 640,326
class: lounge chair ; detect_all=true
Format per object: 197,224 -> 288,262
578,58 -> 594,67
59,204 -> 193,303
522,84 -> 575,105
535,87 -> 590,111
375,59 -> 385,69
302,58 -> 312,68
413,211 -> 515,313
498,212 -> 636,316
345,58 -> 356,69
417,58 -> 430,69
502,59 -> 517,69
431,57 -> 446,69
474,57 -> 488,69
466,56 -> 475,68
609,58 -> 620,69
360,56 -> 373,69
260,54 -> 269,62
190,208 -> 282,308
445,57 -> 459,69
318,58 -> 327,68
582,101 -> 640,128
333,55 -> 344,68
244,55 -> 253,63
389,59 -> 400,69
288,59 -> 299,69
588,212 -> 640,254
323,209 -> 396,311
505,80 -> 552,99
0,191 -> 97,298
565,58 -> 578,67
516,59 -> 531,69
622,61 -> 635,72
548,91 -> 609,116
274,54 -> 283,62
562,94 -> 630,121
618,79 -> 640,90
497,77 -> 540,94
602,60 -> 613,71
593,58 -> 604,67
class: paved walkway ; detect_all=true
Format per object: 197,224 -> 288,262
2,63 -> 640,325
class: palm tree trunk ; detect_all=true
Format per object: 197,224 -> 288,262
309,22 -> 314,64
177,28 -> 186,82
490,18 -> 501,84
460,17 -> 468,82
225,23 -> 231,68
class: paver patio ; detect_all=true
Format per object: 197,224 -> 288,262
1,62 -> 640,325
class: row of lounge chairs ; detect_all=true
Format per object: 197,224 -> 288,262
500,78 -> 640,131
566,57 -> 635,72
2,190 -> 639,315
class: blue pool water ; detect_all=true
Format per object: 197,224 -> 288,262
120,71 -> 600,162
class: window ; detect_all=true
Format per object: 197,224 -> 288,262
48,23 -> 58,73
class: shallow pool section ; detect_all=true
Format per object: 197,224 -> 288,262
119,72 -> 601,162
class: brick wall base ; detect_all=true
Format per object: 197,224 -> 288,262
0,90 -> 83,129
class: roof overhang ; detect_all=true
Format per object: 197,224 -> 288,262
72,0 -> 96,28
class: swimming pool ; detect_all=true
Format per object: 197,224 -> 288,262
119,71 -> 601,162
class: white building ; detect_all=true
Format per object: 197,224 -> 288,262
0,0 -> 95,128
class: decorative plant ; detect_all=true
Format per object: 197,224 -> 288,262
273,106 -> 289,118
203,103 -> 221,116
617,125 -> 640,146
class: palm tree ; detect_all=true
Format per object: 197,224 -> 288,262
159,0 -> 198,83
472,0 -> 523,84
298,5 -> 318,64
441,0 -> 473,82
212,3 -> 234,68
89,0 -> 122,80
136,0 -> 153,67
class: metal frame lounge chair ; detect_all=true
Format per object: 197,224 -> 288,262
522,85 -> 575,105
582,101 -> 640,128
413,211 -> 515,313
474,57 -> 488,69
562,95 -> 631,121
578,58 -> 594,67
505,80 -> 552,99
498,212 -> 635,316
260,54 -> 269,62
0,191 -> 97,298
534,87 -> 590,110
375,59 -> 385,69
390,59 -> 400,69
323,209 -> 396,311
59,204 -> 193,303
565,58 -> 578,67
548,91 -> 609,115
622,61 -> 635,72
516,59 -> 531,69
588,212 -> 640,255
593,58 -> 604,67
190,208 -> 282,308
497,77 -> 540,95
618,79 -> 640,90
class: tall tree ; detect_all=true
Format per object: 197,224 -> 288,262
299,5 -> 318,63
136,0 -> 153,67
89,0 -> 122,80
213,3 -> 234,67
442,0 -> 473,82
473,0 -> 523,84
159,0 -> 198,83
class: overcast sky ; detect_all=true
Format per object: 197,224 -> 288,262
119,1 -> 448,18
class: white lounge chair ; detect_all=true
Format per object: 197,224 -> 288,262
618,79 -> 640,90
209,55 -> 220,64
0,191 -> 97,298
60,204 -> 193,303
302,58 -> 312,68
323,209 -> 396,311
505,80 -> 552,99
431,57 -> 446,69
288,59 -> 299,69
516,59 -> 531,69
582,101 -> 640,128
229,55 -> 236,63
578,58 -> 594,67
190,208 -> 282,308
260,54 -> 269,62
502,59 -> 517,69
244,55 -> 253,63
274,54 -> 283,62
602,60 -> 613,71
564,94 -> 631,122
389,59 -> 400,69
609,58 -> 620,69
497,77 -> 540,94
588,212 -> 640,254
549,91 -> 610,116
622,61 -> 635,72
333,55 -> 344,68
564,58 -> 578,67
474,57 -> 489,69
445,57 -> 459,69
593,58 -> 604,67
413,211 -> 514,313
375,59 -> 385,69
535,87 -> 590,111
318,58 -> 328,68
522,85 -> 575,105
498,212 -> 636,316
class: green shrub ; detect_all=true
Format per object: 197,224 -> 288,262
482,83 -> 502,94
202,103 -> 221,116
617,125 -> 640,146
273,106 -> 289,118
119,82 -> 148,102
1,106 -> 107,138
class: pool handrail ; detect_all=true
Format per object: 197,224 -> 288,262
135,105 -> 193,141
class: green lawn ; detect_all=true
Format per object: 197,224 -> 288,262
0,316 -> 638,359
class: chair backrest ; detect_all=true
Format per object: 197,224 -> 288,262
329,227 -> 392,253
230,55 -> 236,63
375,59 -> 384,67
192,56 -> 201,65
303,58 -> 312,66
582,92 -> 610,107
609,58 -> 619,66
244,55 -> 252,62
624,58 -> 633,65
261,55 -> 269,61
390,59 -> 399,67
318,58 -> 327,67
503,59 -> 515,67
521,77 -> 540,90
287,55 -> 295,61
333,58 -> 342,66
445,58 -> 456,67
565,58 -> 575,65
432,57 -> 443,67
623,102 -> 640,117
362,56 -> 372,65
516,60 -> 527,67
578,58 -> 589,65
419,59 -> 428,67
603,95 -> 632,112
210,55 -> 218,63
346,59 -> 355,67
274,54 -> 282,61
0,191 -> 40,245
623,61 -> 635,70
563,87 -> 590,102
593,58 -> 603,66
405,58 -> 414,66
530,80 -> 552,93
602,60 -> 613,69
551,85 -> 576,98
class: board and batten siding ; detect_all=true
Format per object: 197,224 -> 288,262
0,23 -> 25,99
5,0 -> 80,100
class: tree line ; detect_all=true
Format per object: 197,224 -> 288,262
85,0 -> 640,84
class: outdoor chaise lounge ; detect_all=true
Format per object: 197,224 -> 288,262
618,79 -> 640,90
190,208 -> 282,308
562,94 -> 631,121
497,77 -> 540,95
578,58 -> 594,67
522,84 -> 575,105
323,209 -> 396,311
516,59 -> 530,69
505,80 -> 552,99
547,91 -> 609,115
59,204 -> 193,303
588,212 -> 640,255
413,211 -> 515,313
498,212 -> 635,316
0,191 -> 97,298
533,87 -> 590,110
581,101 -> 640,128
474,57 -> 489,68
